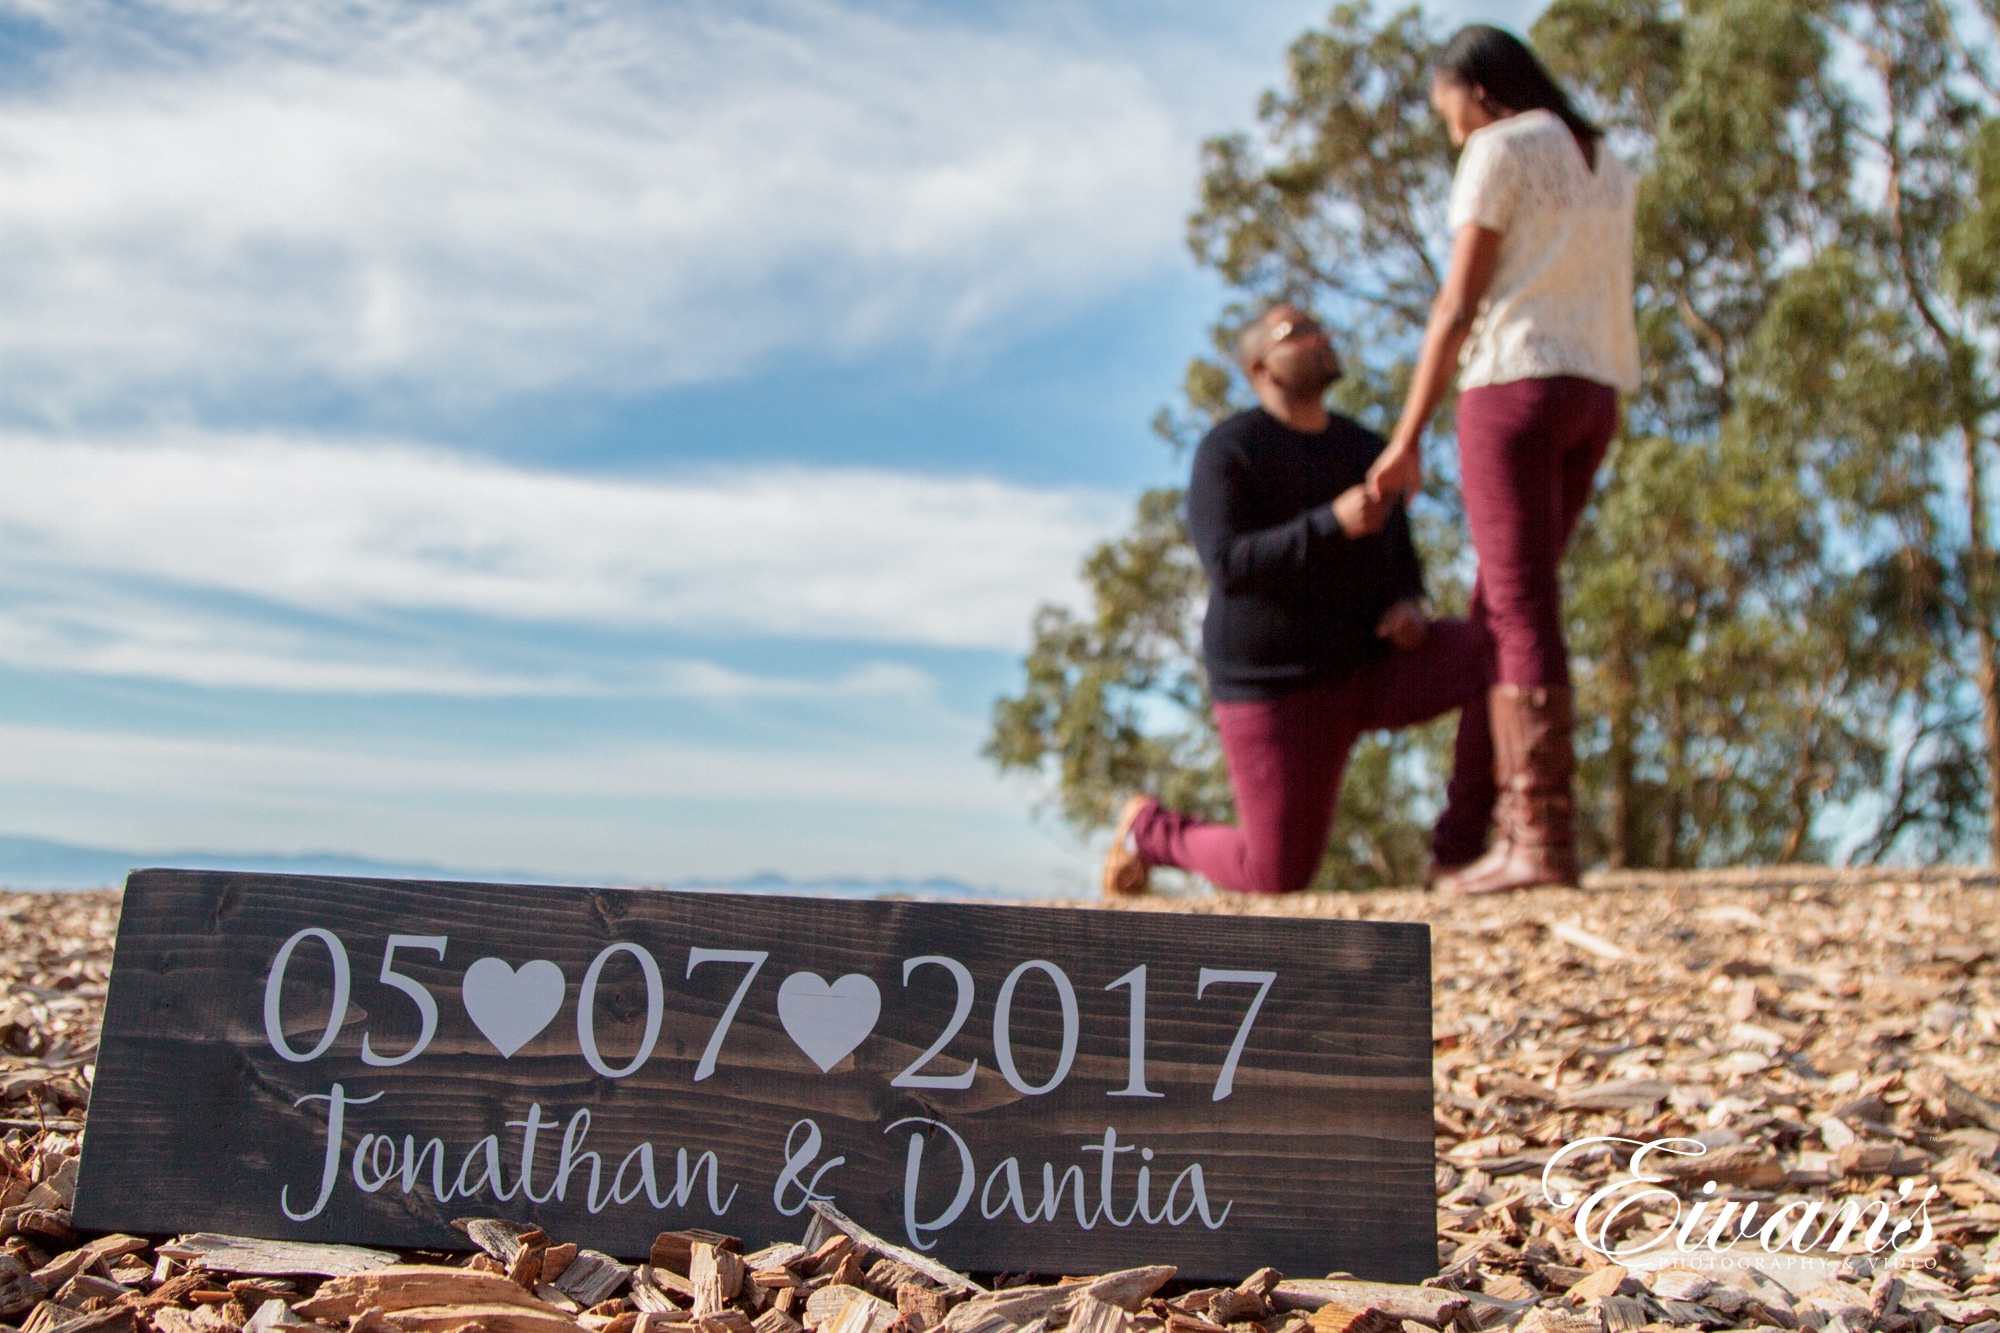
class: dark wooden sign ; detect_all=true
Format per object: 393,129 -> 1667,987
77,870 -> 1433,1282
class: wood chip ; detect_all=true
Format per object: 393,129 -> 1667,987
1478,1274 -> 1538,1304
452,1219 -> 546,1267
1074,1268 -> 1178,1314
31,1232 -> 144,1289
1068,1294 -> 1137,1333
1207,1290 -> 1264,1324
28,1310 -> 135,1333
1553,1078 -> 1673,1111
800,1236 -> 851,1277
632,1267 -> 691,1315
536,1284 -> 584,1314
642,1265 -> 697,1301
157,1234 -> 400,1278
650,1231 -> 742,1276
242,1298 -> 314,1330
942,1285 -> 1074,1333
0,1252 -> 44,1319
1650,1141 -> 1786,1187
557,1252 -> 635,1309
1838,1140 -> 1900,1175
822,1291 -> 901,1333
150,1312 -> 215,1333
1913,1067 -> 2000,1133
508,1244 -> 547,1289
1547,920 -> 1626,961
804,1200 -> 984,1294
805,1285 -> 871,1330
296,1266 -> 552,1319
898,1283 -> 957,1333
744,1245 -> 808,1273
862,1258 -> 925,1299
370,1303 -> 587,1332
1562,1265 -> 1629,1304
1270,1284 -> 1465,1327
1650,1271 -> 1715,1303
540,1245 -> 580,1286
1597,1296 -> 1648,1333
691,1244 -> 745,1317
826,1253 -> 866,1292
1304,1309 -> 1398,1333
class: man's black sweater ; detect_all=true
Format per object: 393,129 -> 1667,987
1188,406 -> 1425,703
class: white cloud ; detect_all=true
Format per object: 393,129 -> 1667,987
0,0 -> 1186,414
0,586 -> 945,698
0,432 -> 1122,689
0,718 -> 1003,811
0,717 -> 1084,888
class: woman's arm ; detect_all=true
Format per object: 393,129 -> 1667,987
1365,223 -> 1503,502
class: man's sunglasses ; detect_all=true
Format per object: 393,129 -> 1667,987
1269,317 -> 1325,343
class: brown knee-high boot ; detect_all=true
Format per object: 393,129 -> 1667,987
1437,684 -> 1578,895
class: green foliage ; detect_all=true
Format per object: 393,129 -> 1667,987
1946,121 -> 2000,302
984,489 -> 1230,834
990,0 -> 2000,883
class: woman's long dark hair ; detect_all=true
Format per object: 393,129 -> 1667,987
1436,25 -> 1602,168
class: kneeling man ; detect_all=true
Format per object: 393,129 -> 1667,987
1103,304 -> 1495,896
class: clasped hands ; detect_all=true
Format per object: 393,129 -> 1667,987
1330,482 -> 1391,539
1333,431 -> 1420,537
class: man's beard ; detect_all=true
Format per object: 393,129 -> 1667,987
1271,345 -> 1341,397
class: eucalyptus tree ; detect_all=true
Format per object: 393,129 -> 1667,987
988,0 -> 1998,881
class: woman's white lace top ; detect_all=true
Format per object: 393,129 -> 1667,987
1447,108 -> 1641,393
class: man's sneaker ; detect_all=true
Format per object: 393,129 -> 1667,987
1101,796 -> 1153,899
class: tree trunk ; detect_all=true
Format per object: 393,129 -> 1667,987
1872,37 -> 1998,861
1963,423 -> 2000,865
1662,691 -> 1686,868
1975,631 -> 1999,864
1605,641 -> 1638,869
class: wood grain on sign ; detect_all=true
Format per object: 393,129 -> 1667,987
76,871 -> 1433,1281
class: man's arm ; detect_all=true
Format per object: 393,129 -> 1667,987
1188,440 -> 1384,594
1374,503 -> 1431,650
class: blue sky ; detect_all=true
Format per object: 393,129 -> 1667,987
0,0 -> 1543,894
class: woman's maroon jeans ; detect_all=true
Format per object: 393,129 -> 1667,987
1430,375 -> 1618,862
1457,375 -> 1619,689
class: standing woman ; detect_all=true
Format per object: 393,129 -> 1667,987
1365,25 -> 1639,895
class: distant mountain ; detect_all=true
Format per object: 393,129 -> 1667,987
0,833 -> 1025,900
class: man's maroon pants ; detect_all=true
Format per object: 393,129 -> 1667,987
1130,619 -> 1491,895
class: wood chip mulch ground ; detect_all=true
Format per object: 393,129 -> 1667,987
0,867 -> 1996,1333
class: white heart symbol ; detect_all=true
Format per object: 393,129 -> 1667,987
462,957 -> 566,1058
777,972 -> 881,1073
